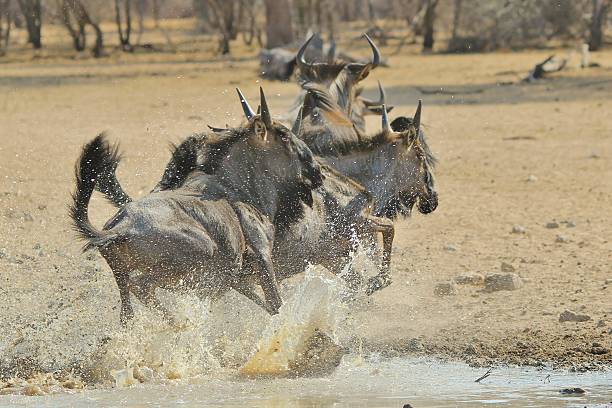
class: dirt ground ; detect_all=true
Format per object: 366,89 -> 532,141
1,36 -> 611,378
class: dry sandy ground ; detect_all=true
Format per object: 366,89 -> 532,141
1,40 -> 611,380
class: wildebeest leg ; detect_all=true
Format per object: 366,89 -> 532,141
362,216 -> 395,295
129,276 -> 176,325
233,203 -> 282,314
232,277 -> 276,315
101,250 -> 134,326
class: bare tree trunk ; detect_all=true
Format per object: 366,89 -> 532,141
115,0 -> 133,52
422,0 -> 438,52
451,0 -> 462,40
17,0 -> 41,49
0,0 -> 11,55
135,0 -> 145,44
264,0 -> 293,48
58,0 -> 104,57
589,0 -> 610,51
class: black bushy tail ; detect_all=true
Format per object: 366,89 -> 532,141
69,134 -> 121,251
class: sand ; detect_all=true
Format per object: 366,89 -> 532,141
1,35 -> 611,380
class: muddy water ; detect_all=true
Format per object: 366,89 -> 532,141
2,266 -> 611,407
3,358 -> 612,407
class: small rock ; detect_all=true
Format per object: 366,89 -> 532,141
133,366 -> 154,383
23,384 -> 45,396
443,244 -> 458,252
605,279 -> 612,285
454,273 -> 484,286
564,220 -> 576,228
405,338 -> 424,352
484,273 -> 523,292
500,262 -> 515,273
526,175 -> 538,182
559,387 -> 585,395
559,310 -> 591,323
596,320 -> 606,328
555,235 -> 570,243
512,225 -> 526,234
0,248 -> 6,259
545,222 -> 559,229
590,346 -> 609,355
434,281 -> 457,296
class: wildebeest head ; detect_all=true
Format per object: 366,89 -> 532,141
351,81 -> 394,133
296,33 -> 348,85
233,87 -> 323,197
374,101 -> 438,218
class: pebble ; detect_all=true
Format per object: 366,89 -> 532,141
545,222 -> 559,229
559,310 -> 591,323
555,235 -> 570,243
500,262 -> 515,273
434,281 -> 457,296
405,338 -> 425,352
559,387 -> 585,395
564,220 -> 576,228
23,385 -> 46,396
454,273 -> 485,286
444,244 -> 458,252
512,225 -> 526,234
484,273 -> 523,292
605,279 -> 612,285
590,346 -> 609,355
526,175 -> 538,182
596,319 -> 606,328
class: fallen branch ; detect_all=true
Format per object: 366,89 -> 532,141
475,368 -> 492,383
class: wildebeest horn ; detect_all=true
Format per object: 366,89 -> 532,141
413,100 -> 422,131
259,87 -> 272,127
207,124 -> 228,133
297,33 -> 316,70
382,104 -> 391,132
292,107 -> 303,135
236,88 -> 255,120
364,33 -> 381,67
362,80 -> 386,106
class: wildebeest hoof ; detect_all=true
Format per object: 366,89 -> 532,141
366,274 -> 392,295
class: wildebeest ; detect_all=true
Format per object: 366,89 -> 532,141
70,88 -> 323,324
285,33 -> 392,130
95,114 -> 396,298
296,84 -> 438,292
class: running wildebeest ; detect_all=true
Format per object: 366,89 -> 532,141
70,88 -> 323,324
297,84 -> 438,292
96,112 -> 396,297
285,33 -> 392,131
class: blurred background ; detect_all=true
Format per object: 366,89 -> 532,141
0,1 -> 609,61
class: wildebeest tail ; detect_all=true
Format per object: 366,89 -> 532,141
69,133 -> 121,251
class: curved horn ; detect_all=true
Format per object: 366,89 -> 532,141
236,88 -> 255,120
259,87 -> 272,127
327,40 -> 336,63
207,124 -> 228,133
413,100 -> 422,131
297,33 -> 316,71
363,33 -> 381,67
292,107 -> 303,135
362,80 -> 386,106
382,104 -> 391,132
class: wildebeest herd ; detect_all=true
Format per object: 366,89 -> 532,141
69,34 -> 438,326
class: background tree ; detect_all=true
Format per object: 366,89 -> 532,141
16,0 -> 41,49
114,0 -> 133,51
57,0 -> 104,56
589,0 -> 611,51
0,0 -> 10,55
421,0 -> 439,52
264,0 -> 293,48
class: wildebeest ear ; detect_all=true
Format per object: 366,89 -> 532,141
253,119 -> 268,142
